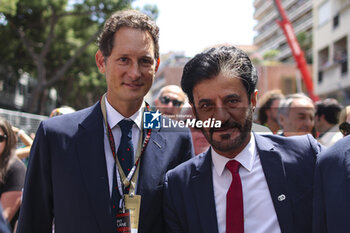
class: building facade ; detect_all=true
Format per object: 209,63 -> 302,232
146,52 -> 190,105
313,0 -> 350,103
253,0 -> 313,63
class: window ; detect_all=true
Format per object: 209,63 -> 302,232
333,14 -> 339,29
318,1 -> 331,26
318,71 -> 323,83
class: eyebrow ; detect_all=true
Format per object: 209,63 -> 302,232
197,94 -> 241,105
198,99 -> 212,105
140,55 -> 154,59
225,94 -> 241,100
297,112 -> 314,117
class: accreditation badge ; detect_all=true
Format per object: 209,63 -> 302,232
116,209 -> 131,233
124,194 -> 141,233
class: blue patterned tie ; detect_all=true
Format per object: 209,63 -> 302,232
117,119 -> 134,182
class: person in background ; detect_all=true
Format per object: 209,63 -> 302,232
257,89 -> 284,134
0,118 -> 26,231
314,98 -> 343,147
338,105 -> 350,137
17,9 -> 193,233
164,46 -> 323,233
49,106 -> 76,118
11,127 -> 33,160
313,135 -> 350,233
154,85 -> 186,118
278,93 -> 315,137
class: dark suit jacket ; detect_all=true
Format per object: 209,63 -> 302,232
164,133 -> 323,233
16,102 -> 193,233
313,135 -> 350,233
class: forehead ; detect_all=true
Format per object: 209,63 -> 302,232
270,99 -> 281,108
112,27 -> 155,57
161,88 -> 184,99
290,98 -> 314,108
289,98 -> 315,113
193,73 -> 247,101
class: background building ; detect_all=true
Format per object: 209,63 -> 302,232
253,0 -> 315,99
253,0 -> 313,63
256,63 -> 310,97
313,0 -> 350,103
146,52 -> 190,104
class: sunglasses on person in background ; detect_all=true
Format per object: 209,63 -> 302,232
0,135 -> 7,142
339,122 -> 350,137
159,96 -> 183,107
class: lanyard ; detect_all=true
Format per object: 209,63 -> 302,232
100,94 -> 152,197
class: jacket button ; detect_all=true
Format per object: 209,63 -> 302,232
278,194 -> 286,201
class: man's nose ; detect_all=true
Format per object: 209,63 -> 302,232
128,63 -> 141,80
213,107 -> 230,122
164,100 -> 173,107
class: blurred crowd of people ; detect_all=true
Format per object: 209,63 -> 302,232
256,89 -> 348,147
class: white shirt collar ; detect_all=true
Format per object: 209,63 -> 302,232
211,132 -> 256,176
105,96 -> 144,130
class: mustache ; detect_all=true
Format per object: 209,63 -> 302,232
209,120 -> 242,134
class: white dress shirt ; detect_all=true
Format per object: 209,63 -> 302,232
103,96 -> 144,196
212,133 -> 281,233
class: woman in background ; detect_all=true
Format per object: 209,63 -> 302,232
0,117 -> 26,231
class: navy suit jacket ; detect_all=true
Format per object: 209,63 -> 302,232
17,102 -> 193,233
313,135 -> 350,233
164,133 -> 323,233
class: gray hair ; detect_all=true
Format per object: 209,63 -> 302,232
278,93 -> 314,119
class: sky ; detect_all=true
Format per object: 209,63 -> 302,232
132,0 -> 256,57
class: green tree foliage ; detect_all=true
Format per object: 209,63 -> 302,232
0,0 -> 19,15
0,0 -> 132,114
262,49 -> 280,64
297,31 -> 313,64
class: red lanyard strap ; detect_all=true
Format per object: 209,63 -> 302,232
100,94 -> 152,189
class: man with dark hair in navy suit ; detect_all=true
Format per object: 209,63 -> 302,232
313,135 -> 350,233
17,9 -> 193,233
163,46 -> 323,233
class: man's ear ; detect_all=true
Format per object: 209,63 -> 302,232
251,89 -> 258,108
155,58 -> 160,73
95,50 -> 106,74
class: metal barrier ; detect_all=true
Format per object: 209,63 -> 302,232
0,108 -> 48,136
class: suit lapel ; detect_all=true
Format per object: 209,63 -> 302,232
137,129 -> 166,215
192,150 -> 219,233
76,103 -> 113,233
255,134 -> 294,233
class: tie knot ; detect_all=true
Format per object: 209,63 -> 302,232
226,160 -> 240,174
118,119 -> 134,134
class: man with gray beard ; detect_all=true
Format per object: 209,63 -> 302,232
163,46 -> 323,233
